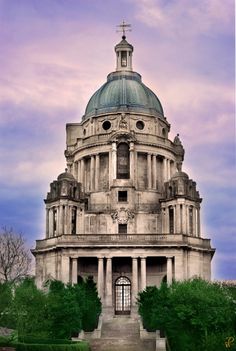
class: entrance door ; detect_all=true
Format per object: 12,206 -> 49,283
115,276 -> 131,315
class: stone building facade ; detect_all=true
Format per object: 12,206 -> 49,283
32,35 -> 215,316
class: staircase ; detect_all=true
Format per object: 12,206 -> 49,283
90,316 -> 155,351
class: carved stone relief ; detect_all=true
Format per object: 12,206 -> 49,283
111,208 -> 135,224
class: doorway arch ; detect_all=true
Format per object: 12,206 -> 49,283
115,276 -> 131,315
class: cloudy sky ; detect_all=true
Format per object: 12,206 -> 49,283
0,0 -> 235,280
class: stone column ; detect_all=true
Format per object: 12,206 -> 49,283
55,206 -> 59,236
163,158 -> 167,182
77,160 -> 81,182
130,142 -> 135,182
132,258 -> 138,305
167,257 -> 173,285
106,258 -> 112,307
67,206 -> 72,235
162,207 -> 167,233
61,255 -> 70,284
166,206 -> 170,234
49,208 -> 54,238
134,151 -> 138,188
80,158 -> 84,190
90,155 -> 95,191
197,207 -> 201,237
193,206 -> 197,236
176,204 -> 181,233
167,159 -> 171,180
64,206 -> 68,234
46,208 -> 49,238
95,154 -> 100,191
186,205 -> 189,234
112,142 -> 117,180
97,257 -> 104,302
152,154 -> 157,189
140,257 -> 146,291
173,205 -> 176,233
58,205 -> 62,235
182,204 -> 187,234
147,154 -> 152,189
75,162 -> 78,180
71,258 -> 78,284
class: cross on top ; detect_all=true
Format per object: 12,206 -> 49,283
116,20 -> 132,39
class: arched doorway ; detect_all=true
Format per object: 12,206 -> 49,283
115,276 -> 131,315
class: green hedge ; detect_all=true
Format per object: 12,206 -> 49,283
16,343 -> 90,351
0,337 -> 90,351
18,336 -> 75,344
0,335 -> 11,346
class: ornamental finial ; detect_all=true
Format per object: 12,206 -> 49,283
116,20 -> 132,39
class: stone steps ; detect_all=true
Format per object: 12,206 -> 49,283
90,338 -> 155,351
90,316 -> 155,351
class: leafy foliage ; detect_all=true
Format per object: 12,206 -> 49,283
138,279 -> 236,351
0,277 -> 101,341
0,281 -> 14,327
46,280 -> 82,339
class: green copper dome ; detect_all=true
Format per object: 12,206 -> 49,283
83,71 -> 164,120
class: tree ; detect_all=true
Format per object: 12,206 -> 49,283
0,227 -> 31,282
79,276 -> 102,332
13,277 -> 49,337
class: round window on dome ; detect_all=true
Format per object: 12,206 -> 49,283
102,120 -> 111,131
136,121 -> 145,130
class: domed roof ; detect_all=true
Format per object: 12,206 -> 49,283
171,171 -> 189,180
83,71 -> 164,119
57,169 -> 75,181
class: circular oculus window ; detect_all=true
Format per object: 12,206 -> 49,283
136,121 -> 145,130
102,120 -> 111,130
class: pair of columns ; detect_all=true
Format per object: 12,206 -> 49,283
163,158 -> 172,182
73,155 -> 100,192
97,257 -> 146,306
46,205 -> 78,238
162,204 -> 200,236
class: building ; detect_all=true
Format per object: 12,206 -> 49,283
32,32 -> 215,316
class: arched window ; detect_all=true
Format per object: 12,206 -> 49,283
169,206 -> 174,234
117,143 -> 130,179
71,207 -> 77,235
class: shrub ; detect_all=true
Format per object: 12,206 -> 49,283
0,335 -> 11,346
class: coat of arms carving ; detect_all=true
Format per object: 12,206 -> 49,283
111,208 -> 135,223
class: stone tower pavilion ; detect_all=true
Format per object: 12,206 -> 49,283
32,33 -> 215,316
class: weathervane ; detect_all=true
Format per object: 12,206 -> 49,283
116,20 -> 132,39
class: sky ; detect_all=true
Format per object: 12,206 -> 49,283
0,0 -> 235,280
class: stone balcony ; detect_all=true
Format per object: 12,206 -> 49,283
33,233 -> 214,252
